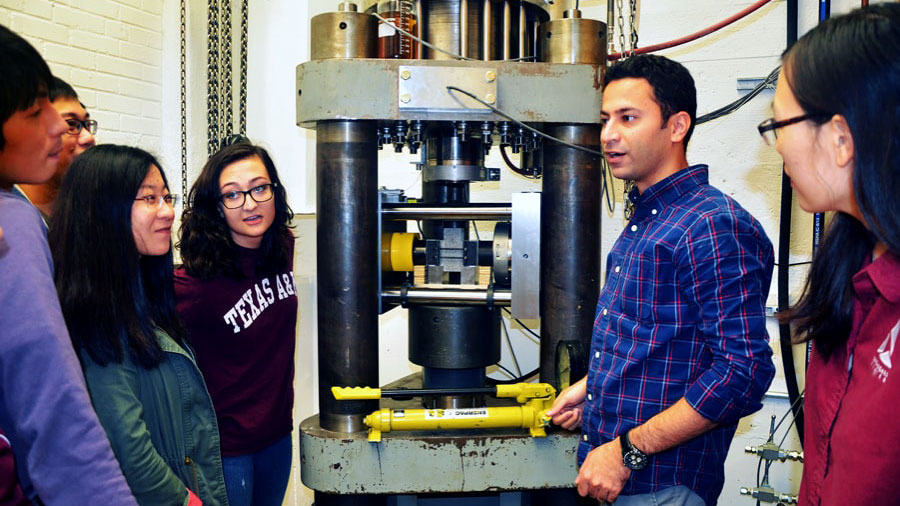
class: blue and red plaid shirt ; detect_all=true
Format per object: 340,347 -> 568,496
579,165 -> 775,505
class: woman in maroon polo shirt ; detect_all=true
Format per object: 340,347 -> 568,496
764,4 -> 900,506
176,141 -> 297,506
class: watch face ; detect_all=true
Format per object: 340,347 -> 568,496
624,449 -> 648,470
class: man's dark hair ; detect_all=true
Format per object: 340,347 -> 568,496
0,24 -> 54,150
49,76 -> 79,102
604,54 -> 697,150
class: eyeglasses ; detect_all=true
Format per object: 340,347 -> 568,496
757,113 -> 829,145
134,194 -> 179,209
64,118 -> 98,136
220,183 -> 276,209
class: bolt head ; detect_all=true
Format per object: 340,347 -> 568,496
400,69 -> 411,80
485,93 -> 496,104
485,70 -> 496,82
400,93 -> 411,103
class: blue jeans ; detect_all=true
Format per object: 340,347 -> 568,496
222,434 -> 292,506
610,486 -> 706,506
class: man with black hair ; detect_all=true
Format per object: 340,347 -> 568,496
0,24 -> 137,506
16,76 -> 96,222
547,54 -> 775,505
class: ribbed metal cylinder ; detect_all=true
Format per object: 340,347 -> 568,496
316,120 -> 379,433
310,4 -> 377,60
538,9 -> 607,64
422,0 -> 547,60
539,124 -> 602,389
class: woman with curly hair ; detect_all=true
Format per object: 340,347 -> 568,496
176,142 -> 296,506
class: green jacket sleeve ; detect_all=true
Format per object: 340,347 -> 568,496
81,352 -> 190,506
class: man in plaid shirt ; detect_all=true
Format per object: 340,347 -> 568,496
547,55 -> 775,505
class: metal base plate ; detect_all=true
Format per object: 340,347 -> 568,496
300,415 -> 579,494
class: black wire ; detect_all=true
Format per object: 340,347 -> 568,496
500,315 -> 523,377
492,363 -> 518,379
773,261 -> 812,267
500,144 -> 540,179
697,66 -> 781,125
486,367 -> 540,384
446,85 -> 614,213
502,307 -> 541,340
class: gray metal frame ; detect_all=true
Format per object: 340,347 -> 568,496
296,59 -> 603,127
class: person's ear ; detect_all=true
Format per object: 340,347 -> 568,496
829,114 -> 855,168
668,111 -> 691,145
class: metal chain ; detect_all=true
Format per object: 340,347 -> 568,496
221,0 -> 233,140
207,0 -> 220,156
239,0 -> 248,136
629,0 -> 639,56
180,0 -> 188,208
616,0 -> 626,57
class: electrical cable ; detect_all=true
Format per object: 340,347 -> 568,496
608,0 -> 774,60
486,367 -> 540,385
492,363 -> 518,380
502,307 -> 540,341
697,66 -> 780,125
447,85 -> 614,212
500,316 -> 523,377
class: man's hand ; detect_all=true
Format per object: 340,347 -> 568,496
575,438 -> 631,502
546,377 -> 586,430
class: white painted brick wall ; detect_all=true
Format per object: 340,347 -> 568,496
0,0 -> 164,154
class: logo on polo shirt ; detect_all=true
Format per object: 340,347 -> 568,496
871,318 -> 900,383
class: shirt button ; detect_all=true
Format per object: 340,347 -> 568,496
587,394 -> 593,401
583,434 -> 588,441
630,225 -> 638,232
651,209 -> 658,215
602,308 -> 608,316
595,351 -> 600,359
614,265 -> 621,273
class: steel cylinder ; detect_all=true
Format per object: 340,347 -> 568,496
538,9 -> 607,64
409,306 -> 501,369
316,120 -> 379,433
310,3 -> 377,60
422,0 -> 547,60
539,124 -> 602,389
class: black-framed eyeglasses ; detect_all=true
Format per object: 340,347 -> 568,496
220,183 -> 277,209
134,194 -> 179,209
757,113 -> 829,146
64,118 -> 98,136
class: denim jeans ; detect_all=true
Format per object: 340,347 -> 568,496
222,434 -> 292,506
609,486 -> 706,506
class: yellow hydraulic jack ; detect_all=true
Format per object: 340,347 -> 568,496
332,383 -> 556,442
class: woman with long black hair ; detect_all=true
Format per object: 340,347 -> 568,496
764,4 -> 900,506
50,144 -> 229,506
176,142 -> 296,506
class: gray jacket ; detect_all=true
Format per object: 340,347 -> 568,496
81,329 -> 230,506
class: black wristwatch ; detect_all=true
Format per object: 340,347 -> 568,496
620,429 -> 648,471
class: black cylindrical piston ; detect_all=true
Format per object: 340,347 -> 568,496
539,124 -> 602,389
316,120 -> 379,433
409,306 -> 501,369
